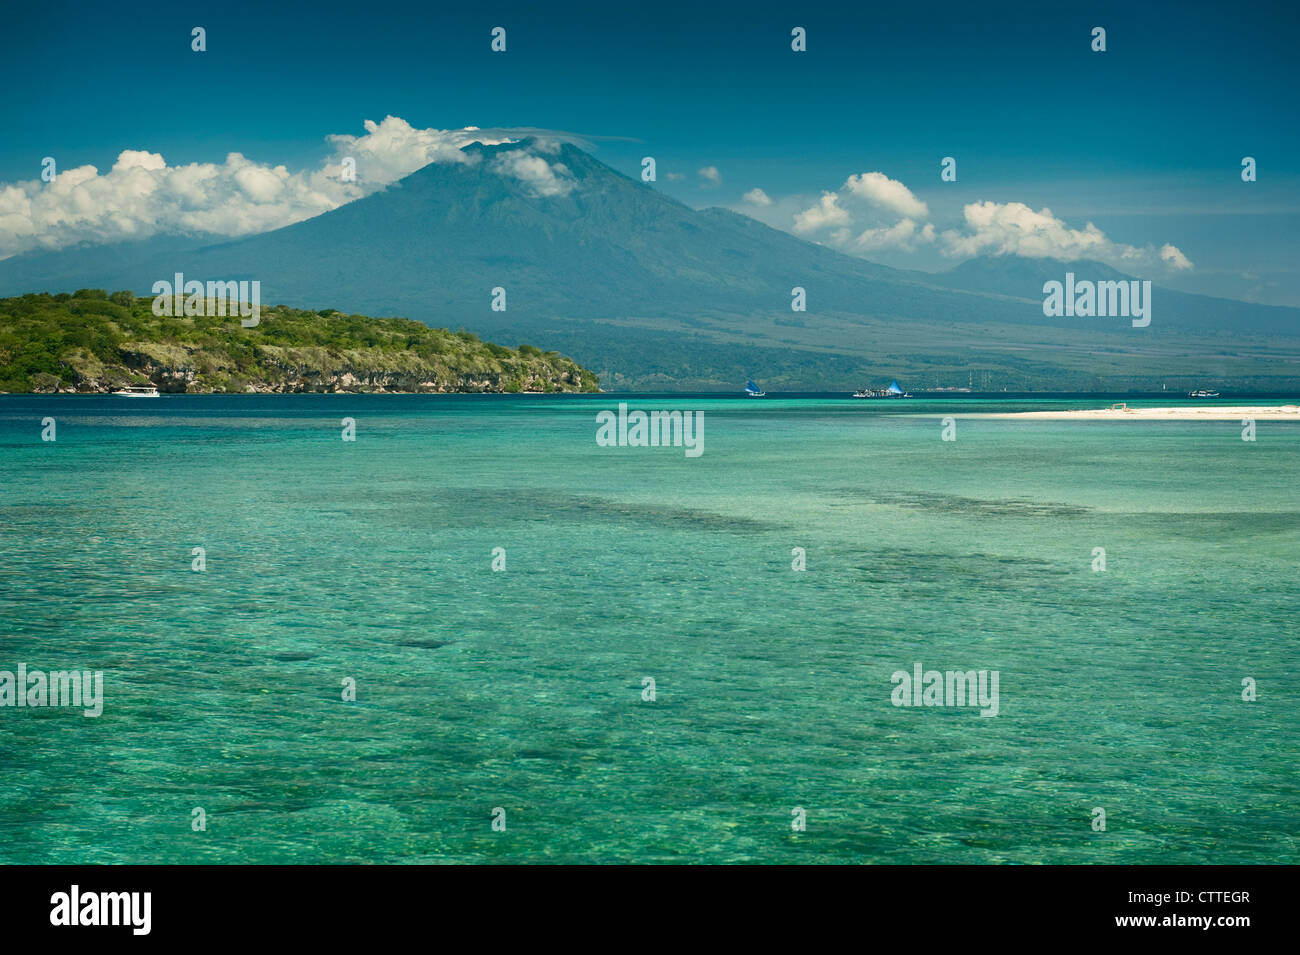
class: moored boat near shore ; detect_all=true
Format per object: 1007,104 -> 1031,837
853,380 -> 911,398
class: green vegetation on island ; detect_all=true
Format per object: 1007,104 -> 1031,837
0,289 -> 600,394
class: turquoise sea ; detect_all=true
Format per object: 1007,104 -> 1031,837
0,394 -> 1296,864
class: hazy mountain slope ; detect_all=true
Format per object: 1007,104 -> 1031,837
929,255 -> 1299,336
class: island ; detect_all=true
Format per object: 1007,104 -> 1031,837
0,289 -> 600,394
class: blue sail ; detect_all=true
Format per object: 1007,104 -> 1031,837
886,380 -> 903,394
745,380 -> 762,394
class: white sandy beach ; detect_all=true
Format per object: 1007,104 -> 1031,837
983,405 -> 1300,420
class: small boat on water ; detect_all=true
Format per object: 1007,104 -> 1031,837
112,385 -> 160,398
744,380 -> 766,397
1189,389 -> 1220,398
853,380 -> 911,398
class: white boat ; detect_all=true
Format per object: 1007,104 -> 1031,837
112,385 -> 160,398
853,380 -> 911,398
744,379 -> 766,397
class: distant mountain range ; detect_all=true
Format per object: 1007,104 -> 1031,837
2,139 -> 1298,391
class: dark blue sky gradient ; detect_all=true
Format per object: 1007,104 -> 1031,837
2,0 -> 1298,299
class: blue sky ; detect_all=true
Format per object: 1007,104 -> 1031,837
2,0 -> 1298,303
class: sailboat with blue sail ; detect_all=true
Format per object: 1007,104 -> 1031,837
744,379 -> 766,397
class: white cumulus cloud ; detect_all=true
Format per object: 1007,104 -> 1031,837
742,187 -> 772,207
854,218 -> 935,252
698,166 -> 722,186
490,151 -> 576,197
790,171 -> 928,252
844,172 -> 928,220
1161,243 -> 1193,271
793,192 -> 850,234
941,200 -> 1193,272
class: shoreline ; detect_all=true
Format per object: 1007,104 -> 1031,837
980,404 -> 1300,420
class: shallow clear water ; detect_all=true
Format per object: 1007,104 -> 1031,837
1,394 -> 1296,863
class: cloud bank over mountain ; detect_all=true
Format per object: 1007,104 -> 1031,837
0,114 -> 1196,278
0,117 -> 580,258
775,170 -> 1194,274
